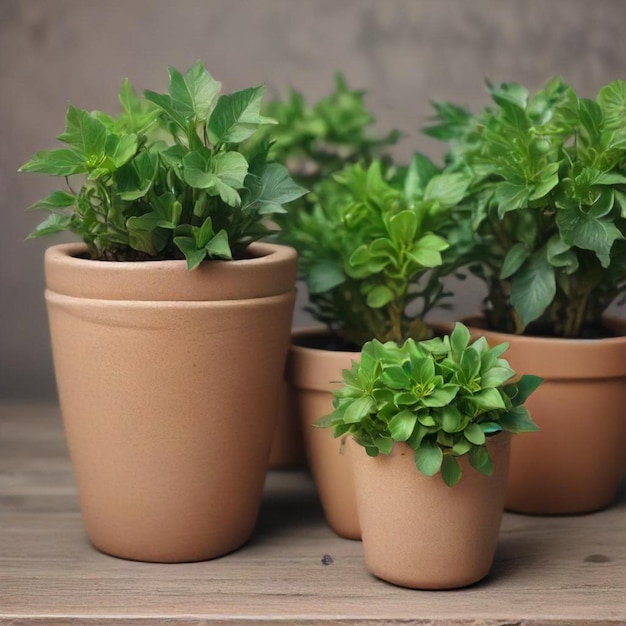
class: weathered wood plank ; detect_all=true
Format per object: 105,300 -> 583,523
1,404 -> 624,624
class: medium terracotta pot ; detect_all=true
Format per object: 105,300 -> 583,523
268,381 -> 307,469
285,329 -> 361,539
465,320 -> 626,515
350,434 -> 512,589
45,242 -> 297,562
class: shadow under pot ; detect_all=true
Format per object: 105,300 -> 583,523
350,433 -> 512,590
465,320 -> 626,515
284,328 -> 361,540
45,242 -> 297,563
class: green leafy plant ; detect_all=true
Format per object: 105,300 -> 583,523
319,323 -> 541,486
425,77 -> 626,337
253,73 -> 400,197
20,61 -> 306,268
278,155 -> 470,347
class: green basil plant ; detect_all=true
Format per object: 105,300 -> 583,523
20,61 -> 307,269
277,156 -> 470,348
425,77 -> 626,337
319,323 -> 541,486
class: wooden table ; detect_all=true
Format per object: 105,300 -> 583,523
1,403 -> 625,625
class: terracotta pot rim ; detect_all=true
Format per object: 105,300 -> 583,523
290,326 -> 360,358
45,242 -> 297,302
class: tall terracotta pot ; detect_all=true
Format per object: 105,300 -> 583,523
285,329 -> 361,539
268,381 -> 307,469
466,322 -> 626,515
45,242 -> 297,562
350,434 -> 512,589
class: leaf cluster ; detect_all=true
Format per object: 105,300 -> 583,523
251,73 -> 400,197
20,62 -> 307,268
278,156 -> 470,347
320,323 -> 541,486
425,77 -> 626,337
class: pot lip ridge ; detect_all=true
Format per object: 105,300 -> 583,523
44,241 -> 297,302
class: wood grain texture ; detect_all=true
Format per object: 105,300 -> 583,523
1,403 -> 625,625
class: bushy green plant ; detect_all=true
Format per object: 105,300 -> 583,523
425,77 -> 626,337
20,62 -> 306,268
256,73 -> 400,195
319,323 -> 541,486
278,156 -> 470,347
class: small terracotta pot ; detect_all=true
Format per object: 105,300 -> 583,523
350,434 -> 512,590
45,242 -> 296,562
285,329 -> 361,539
465,320 -> 626,515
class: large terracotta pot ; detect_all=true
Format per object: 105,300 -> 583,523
350,434 -> 512,589
285,329 -> 361,539
45,242 -> 297,562
466,321 -> 626,515
602,316 -> 626,474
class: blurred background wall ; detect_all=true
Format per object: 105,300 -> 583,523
1,0 -> 625,401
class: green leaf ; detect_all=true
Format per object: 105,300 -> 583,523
441,455 -> 462,487
307,260 -> 345,294
208,86 -> 275,145
510,374 -> 543,406
19,149 -> 87,176
388,210 -> 418,244
500,242 -> 530,280
343,395 -> 376,423
144,90 -> 189,131
388,410 -> 418,442
115,151 -> 158,201
450,322 -> 471,361
414,438 -> 443,477
405,152 -> 439,198
464,423 -> 486,445
244,163 -> 307,215
597,80 -> 626,130
183,150 -> 249,206
119,78 -> 159,133
499,406 -> 540,433
57,106 -> 107,156
423,173 -> 469,208
381,365 -> 411,390
28,190 -> 75,211
27,213 -> 72,238
468,388 -> 507,411
105,133 -> 138,169
440,405 -> 463,433
546,235 -> 579,274
496,182 -> 530,217
168,61 -> 221,120
469,445 -> 493,476
422,385 -> 459,408
366,285 -> 394,308
556,207 -> 623,268
205,229 -> 233,259
510,251 -> 556,327
174,236 -> 207,270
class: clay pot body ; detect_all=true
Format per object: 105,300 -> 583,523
285,329 -> 361,539
268,381 -> 307,469
602,316 -> 626,474
351,434 -> 511,589
45,242 -> 296,562
466,321 -> 626,515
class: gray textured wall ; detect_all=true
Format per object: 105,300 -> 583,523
2,0 -> 625,400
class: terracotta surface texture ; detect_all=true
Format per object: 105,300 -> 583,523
44,242 -> 297,562
350,434 -> 512,590
268,381 -> 308,469
285,329 -> 361,539
468,323 -> 626,515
